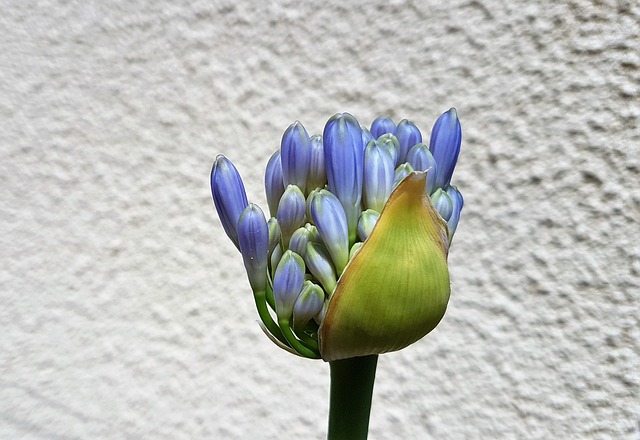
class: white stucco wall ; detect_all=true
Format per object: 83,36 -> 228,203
1,0 -> 639,438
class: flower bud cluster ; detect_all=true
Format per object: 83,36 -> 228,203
210,110 -> 463,358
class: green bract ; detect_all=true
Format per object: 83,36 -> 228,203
319,172 -> 450,361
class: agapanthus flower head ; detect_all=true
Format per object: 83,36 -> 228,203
210,109 -> 463,361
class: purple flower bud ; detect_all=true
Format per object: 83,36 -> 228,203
394,119 -> 423,165
406,143 -> 438,194
267,217 -> 281,255
276,185 -> 306,248
376,134 -> 399,166
370,116 -> 396,138
281,121 -> 311,193
305,242 -> 337,294
293,281 -> 325,331
264,150 -> 284,218
310,190 -> 350,275
430,189 -> 453,221
271,243 -> 283,274
429,108 -> 462,190
304,223 -> 320,242
210,155 -> 249,250
446,185 -> 464,241
363,141 -> 395,212
273,250 -> 306,320
238,204 -> 269,292
323,113 -> 364,245
307,135 -> 327,191
305,189 -> 319,220
357,209 -> 380,242
361,127 -> 374,147
289,227 -> 313,259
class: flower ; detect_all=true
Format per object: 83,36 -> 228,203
210,109 -> 463,361
429,108 -> 462,190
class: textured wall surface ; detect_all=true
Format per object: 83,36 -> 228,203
1,0 -> 639,439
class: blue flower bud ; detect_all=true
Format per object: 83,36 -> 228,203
305,188 -> 320,222
210,155 -> 249,250
310,190 -> 350,275
276,185 -> 306,247
446,185 -> 464,241
289,227 -> 313,259
304,223 -> 320,242
430,189 -> 453,222
370,116 -> 396,138
376,134 -> 399,166
429,108 -> 462,190
281,121 -> 311,193
361,127 -> 374,147
267,217 -> 281,255
237,204 -> 269,293
357,209 -> 380,242
271,243 -> 283,274
307,135 -> 327,191
323,113 -> 364,245
393,163 -> 415,188
394,119 -> 423,165
406,143 -> 438,194
305,242 -> 337,295
293,281 -> 326,331
265,150 -> 285,218
363,141 -> 395,212
273,250 -> 306,320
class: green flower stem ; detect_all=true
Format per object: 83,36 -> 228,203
265,283 -> 276,310
328,355 -> 378,440
253,290 -> 288,346
279,319 -> 321,359
293,329 -> 319,350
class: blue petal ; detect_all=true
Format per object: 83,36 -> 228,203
273,250 -> 306,320
429,108 -> 462,190
394,119 -> 422,165
281,121 -> 311,193
310,190 -> 350,275
406,143 -> 438,194
289,227 -> 313,259
375,134 -> 399,170
357,209 -> 380,242
370,116 -> 396,138
238,204 -> 269,293
446,185 -> 464,241
307,134 -> 327,191
323,113 -> 364,244
276,185 -> 306,247
430,189 -> 453,221
293,281 -> 325,330
361,127 -> 374,147
210,155 -> 249,250
305,242 -> 337,295
363,141 -> 395,212
265,150 -> 285,218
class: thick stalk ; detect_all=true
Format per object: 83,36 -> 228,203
327,355 -> 378,440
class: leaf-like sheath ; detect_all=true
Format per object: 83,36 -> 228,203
319,172 -> 450,361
